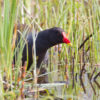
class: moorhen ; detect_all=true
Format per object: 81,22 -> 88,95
14,27 -> 72,70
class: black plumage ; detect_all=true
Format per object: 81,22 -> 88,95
14,27 -> 70,70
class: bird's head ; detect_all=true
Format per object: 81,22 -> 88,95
49,27 -> 72,46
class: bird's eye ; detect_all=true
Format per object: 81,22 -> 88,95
57,33 -> 60,36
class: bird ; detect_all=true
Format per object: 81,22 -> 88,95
14,27 -> 72,70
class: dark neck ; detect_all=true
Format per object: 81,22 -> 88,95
36,30 -> 59,52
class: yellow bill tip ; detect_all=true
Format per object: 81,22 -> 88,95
67,43 -> 72,47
